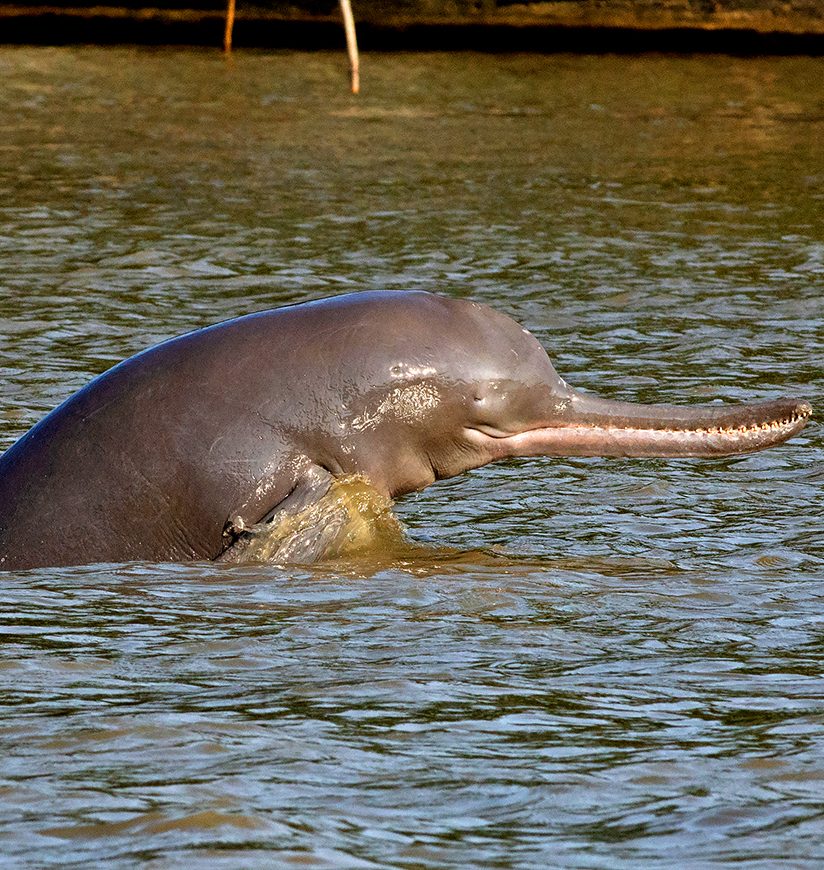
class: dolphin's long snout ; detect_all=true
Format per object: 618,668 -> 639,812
483,390 -> 813,459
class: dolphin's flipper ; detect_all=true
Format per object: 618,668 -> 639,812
218,461 -> 334,562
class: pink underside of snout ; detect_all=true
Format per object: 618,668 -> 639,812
474,414 -> 811,459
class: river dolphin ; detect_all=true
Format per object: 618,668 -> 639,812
0,291 -> 812,570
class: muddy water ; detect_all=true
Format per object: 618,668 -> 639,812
0,48 -> 822,866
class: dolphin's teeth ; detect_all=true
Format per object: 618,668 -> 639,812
531,410 -> 808,442
592,407 -> 811,439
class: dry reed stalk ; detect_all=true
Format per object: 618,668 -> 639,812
224,0 -> 236,53
339,0 -> 360,94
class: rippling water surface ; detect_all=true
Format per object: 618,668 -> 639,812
0,48 -> 822,866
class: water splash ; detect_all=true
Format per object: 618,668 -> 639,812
238,475 -> 416,565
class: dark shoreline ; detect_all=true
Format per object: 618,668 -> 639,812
1,6 -> 822,55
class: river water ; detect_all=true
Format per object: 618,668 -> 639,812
0,48 -> 822,866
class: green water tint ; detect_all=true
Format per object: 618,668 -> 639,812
234,474 -> 557,579
233,475 -> 691,581
236,475 -> 420,564
233,475 -> 569,575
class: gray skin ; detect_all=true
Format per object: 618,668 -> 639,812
0,290 -> 813,570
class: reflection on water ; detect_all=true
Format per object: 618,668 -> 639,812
0,48 -> 822,866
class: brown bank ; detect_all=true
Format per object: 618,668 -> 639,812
1,0 -> 822,52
